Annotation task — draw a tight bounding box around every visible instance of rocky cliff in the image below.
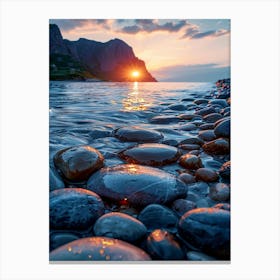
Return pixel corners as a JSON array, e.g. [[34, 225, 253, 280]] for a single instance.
[[49, 24, 157, 82]]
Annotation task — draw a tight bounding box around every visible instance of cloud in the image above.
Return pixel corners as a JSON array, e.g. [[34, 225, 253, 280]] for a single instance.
[[118, 19, 189, 34], [182, 28, 230, 39]]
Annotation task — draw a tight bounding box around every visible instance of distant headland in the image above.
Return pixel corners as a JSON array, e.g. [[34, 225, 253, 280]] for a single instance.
[[49, 24, 157, 82]]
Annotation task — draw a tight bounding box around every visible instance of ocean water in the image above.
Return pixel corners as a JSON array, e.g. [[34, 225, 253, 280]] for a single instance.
[[49, 81, 216, 172]]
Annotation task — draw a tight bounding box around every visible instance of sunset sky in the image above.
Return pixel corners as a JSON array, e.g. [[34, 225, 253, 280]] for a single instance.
[[50, 19, 230, 82]]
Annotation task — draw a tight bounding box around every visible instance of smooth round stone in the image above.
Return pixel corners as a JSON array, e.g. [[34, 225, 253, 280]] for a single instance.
[[49, 168, 65, 191], [113, 126, 163, 142], [209, 99, 228, 108], [172, 199, 196, 217], [220, 107, 230, 115], [214, 119, 230, 138], [202, 138, 230, 155], [50, 233, 79, 251], [195, 168, 219, 182], [203, 113, 223, 123], [214, 116, 230, 127], [149, 115, 180, 124], [219, 161, 231, 178], [187, 251, 216, 261], [179, 123, 197, 131], [145, 230, 185, 260], [188, 182, 209, 196], [93, 212, 147, 243], [213, 203, 231, 211], [181, 97, 194, 102], [194, 99, 208, 105], [50, 188, 104, 230], [178, 173, 196, 184], [138, 204, 178, 233], [118, 143, 180, 166], [189, 150, 200, 155], [178, 208, 230, 259], [199, 123, 215, 130], [162, 139, 179, 146], [179, 114, 201, 120], [224, 112, 230, 117], [198, 130, 216, 141], [210, 183, 230, 202], [49, 237, 151, 261], [196, 106, 216, 116], [179, 154, 203, 170], [54, 145, 104, 182], [179, 137, 204, 146], [168, 104, 187, 111], [87, 164, 186, 207], [179, 144, 201, 151]]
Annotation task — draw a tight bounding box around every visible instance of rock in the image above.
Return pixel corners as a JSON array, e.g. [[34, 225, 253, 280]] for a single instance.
[[209, 99, 228, 108], [196, 106, 216, 116], [213, 203, 231, 211], [149, 115, 180, 124], [203, 113, 223, 123], [87, 164, 186, 207], [220, 107, 230, 115], [49, 237, 151, 261], [179, 144, 201, 151], [179, 137, 204, 146], [209, 183, 230, 202], [168, 104, 187, 111], [179, 154, 203, 170], [214, 119, 230, 138], [198, 130, 216, 141], [178, 173, 196, 184], [179, 123, 197, 131], [195, 168, 219, 182], [145, 230, 185, 260], [162, 139, 179, 146], [199, 123, 215, 130], [178, 208, 230, 259], [49, 167, 65, 191], [172, 199, 196, 217], [89, 129, 111, 140], [219, 161, 231, 178], [194, 99, 208, 105], [179, 114, 201, 120], [214, 116, 230, 127], [196, 199, 209, 208], [54, 145, 104, 182], [118, 143, 180, 166], [50, 233, 79, 251], [50, 188, 104, 230], [189, 150, 200, 155], [113, 126, 163, 142], [93, 212, 147, 243], [138, 204, 178, 233], [188, 182, 209, 196], [202, 138, 230, 155], [187, 251, 216, 261]]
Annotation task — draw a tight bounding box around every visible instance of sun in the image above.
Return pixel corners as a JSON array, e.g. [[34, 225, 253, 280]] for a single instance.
[[131, 71, 140, 78]]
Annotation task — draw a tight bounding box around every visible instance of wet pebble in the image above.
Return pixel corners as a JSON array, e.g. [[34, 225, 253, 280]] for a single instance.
[[113, 126, 163, 142], [49, 237, 151, 261], [196, 106, 216, 116], [178, 208, 230, 259], [50, 188, 104, 230], [179, 123, 197, 131], [188, 182, 209, 196], [138, 204, 178, 233], [195, 168, 219, 182], [178, 173, 196, 184], [219, 161, 231, 178], [179, 154, 203, 170], [172, 199, 196, 217], [203, 113, 223, 123], [209, 183, 230, 202], [199, 123, 215, 130], [145, 229, 185, 260], [118, 143, 180, 166], [198, 130, 216, 141], [179, 114, 201, 120], [149, 115, 180, 124], [213, 203, 231, 211], [209, 99, 228, 108], [168, 104, 187, 111], [214, 119, 230, 138], [50, 232, 79, 251], [179, 144, 201, 151], [202, 138, 230, 155], [87, 164, 186, 207], [54, 145, 104, 182], [93, 212, 147, 243], [194, 99, 208, 105], [179, 137, 204, 146]]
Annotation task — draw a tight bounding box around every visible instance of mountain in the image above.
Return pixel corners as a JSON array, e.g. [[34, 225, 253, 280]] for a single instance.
[[49, 24, 157, 82]]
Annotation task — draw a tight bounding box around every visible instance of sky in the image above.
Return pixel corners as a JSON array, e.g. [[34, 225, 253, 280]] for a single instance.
[[50, 19, 230, 82]]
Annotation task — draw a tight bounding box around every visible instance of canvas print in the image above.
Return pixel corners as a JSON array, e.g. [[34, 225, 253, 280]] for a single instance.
[[49, 19, 230, 261]]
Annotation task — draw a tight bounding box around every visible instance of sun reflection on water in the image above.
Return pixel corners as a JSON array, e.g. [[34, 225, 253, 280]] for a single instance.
[[122, 82, 152, 111]]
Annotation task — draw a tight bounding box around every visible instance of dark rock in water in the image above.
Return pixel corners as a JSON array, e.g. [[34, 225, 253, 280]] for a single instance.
[[49, 167, 65, 191], [114, 126, 163, 142], [196, 106, 216, 116], [50, 233, 79, 251], [179, 137, 204, 146], [50, 188, 104, 230], [54, 145, 104, 182], [138, 204, 178, 233], [213, 203, 231, 211], [89, 129, 111, 140], [179, 113, 201, 120], [87, 164, 186, 207], [179, 123, 197, 131], [178, 173, 196, 184], [209, 183, 230, 202], [195, 168, 218, 182], [214, 116, 230, 127], [203, 113, 223, 123], [118, 143, 180, 166], [168, 104, 187, 111], [189, 150, 200, 155], [149, 115, 180, 124], [179, 144, 201, 151], [49, 236, 151, 261], [178, 208, 230, 259], [202, 138, 230, 155], [214, 119, 230, 138], [93, 212, 147, 243], [199, 123, 215, 130], [181, 97, 194, 102], [220, 107, 230, 115], [198, 130, 216, 141], [172, 199, 196, 217], [187, 251, 216, 261], [179, 154, 203, 170], [209, 99, 228, 108], [194, 99, 208, 105], [162, 139, 179, 146], [224, 111, 230, 117], [219, 161, 231, 178], [145, 229, 185, 260], [188, 182, 209, 196]]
